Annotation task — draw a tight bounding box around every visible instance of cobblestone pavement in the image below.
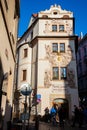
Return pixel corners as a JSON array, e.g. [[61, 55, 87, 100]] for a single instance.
[[23, 120, 87, 130], [38, 121, 87, 130]]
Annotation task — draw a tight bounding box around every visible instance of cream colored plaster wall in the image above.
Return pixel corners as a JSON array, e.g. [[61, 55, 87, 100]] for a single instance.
[[36, 38, 79, 116], [18, 45, 32, 89], [31, 64, 36, 88], [19, 44, 32, 65], [0, 11, 14, 73], [1, 0, 18, 54], [33, 22, 39, 38], [18, 64, 31, 88]]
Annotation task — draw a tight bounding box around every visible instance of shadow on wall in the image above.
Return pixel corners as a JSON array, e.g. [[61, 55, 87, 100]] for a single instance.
[[3, 99, 12, 130]]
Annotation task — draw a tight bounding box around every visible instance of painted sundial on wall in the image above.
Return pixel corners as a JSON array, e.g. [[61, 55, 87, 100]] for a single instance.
[[57, 49, 73, 66], [45, 45, 73, 66]]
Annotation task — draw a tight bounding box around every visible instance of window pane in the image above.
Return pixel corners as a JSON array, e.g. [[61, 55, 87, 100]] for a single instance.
[[60, 43, 65, 52], [52, 43, 58, 52], [24, 48, 28, 58], [52, 25, 57, 32], [31, 31, 33, 39], [59, 25, 64, 32], [23, 70, 27, 81], [53, 67, 58, 79], [4, 0, 8, 10], [61, 67, 67, 79]]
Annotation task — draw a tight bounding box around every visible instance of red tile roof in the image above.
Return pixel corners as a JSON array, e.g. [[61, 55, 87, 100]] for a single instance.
[[32, 13, 38, 18]]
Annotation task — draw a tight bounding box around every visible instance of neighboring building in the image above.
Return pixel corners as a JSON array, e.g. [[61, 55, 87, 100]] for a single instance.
[[17, 5, 79, 119], [77, 34, 87, 104], [0, 0, 20, 129]]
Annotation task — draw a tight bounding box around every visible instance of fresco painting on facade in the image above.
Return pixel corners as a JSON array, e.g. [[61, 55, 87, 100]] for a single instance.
[[45, 43, 73, 66], [17, 4, 79, 121], [44, 71, 51, 88]]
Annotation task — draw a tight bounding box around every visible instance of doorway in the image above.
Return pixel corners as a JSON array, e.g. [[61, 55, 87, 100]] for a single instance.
[[53, 98, 69, 119]]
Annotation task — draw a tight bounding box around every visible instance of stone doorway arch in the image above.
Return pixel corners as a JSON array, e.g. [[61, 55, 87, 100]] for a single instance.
[[53, 98, 69, 119]]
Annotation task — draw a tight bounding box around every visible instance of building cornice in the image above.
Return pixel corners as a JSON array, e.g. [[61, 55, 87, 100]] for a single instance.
[[29, 35, 78, 47], [17, 42, 29, 50]]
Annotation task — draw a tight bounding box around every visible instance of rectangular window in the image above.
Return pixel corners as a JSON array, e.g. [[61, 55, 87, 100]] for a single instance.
[[60, 43, 65, 52], [52, 43, 58, 52], [22, 70, 27, 81], [31, 31, 33, 39], [4, 0, 8, 10], [52, 25, 57, 32], [59, 25, 64, 32], [60, 67, 67, 79], [53, 67, 59, 79], [23, 48, 28, 58]]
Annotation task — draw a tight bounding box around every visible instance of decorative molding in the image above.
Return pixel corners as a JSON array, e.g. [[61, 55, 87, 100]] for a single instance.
[[44, 21, 50, 33], [45, 44, 73, 66], [45, 44, 75, 88], [65, 21, 73, 35], [44, 70, 52, 88], [44, 19, 73, 35]]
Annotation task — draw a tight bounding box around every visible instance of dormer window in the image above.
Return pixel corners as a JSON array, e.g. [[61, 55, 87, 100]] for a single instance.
[[53, 12, 57, 15], [42, 15, 48, 18], [63, 15, 69, 18]]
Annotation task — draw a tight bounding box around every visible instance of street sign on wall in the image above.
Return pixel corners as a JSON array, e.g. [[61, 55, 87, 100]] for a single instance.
[[37, 94, 41, 103]]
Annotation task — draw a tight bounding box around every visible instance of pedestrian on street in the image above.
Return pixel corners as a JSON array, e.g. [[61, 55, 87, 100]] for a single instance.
[[83, 105, 87, 124], [78, 106, 84, 128], [58, 104, 64, 127], [44, 107, 50, 122], [71, 105, 79, 127], [50, 104, 56, 126], [55, 104, 59, 123]]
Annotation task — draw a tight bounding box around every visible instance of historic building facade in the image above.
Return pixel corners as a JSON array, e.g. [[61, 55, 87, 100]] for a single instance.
[[17, 5, 79, 119], [77, 34, 87, 104], [0, 0, 20, 129]]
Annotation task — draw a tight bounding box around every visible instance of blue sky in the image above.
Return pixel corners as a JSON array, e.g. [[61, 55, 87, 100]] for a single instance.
[[18, 0, 87, 37]]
